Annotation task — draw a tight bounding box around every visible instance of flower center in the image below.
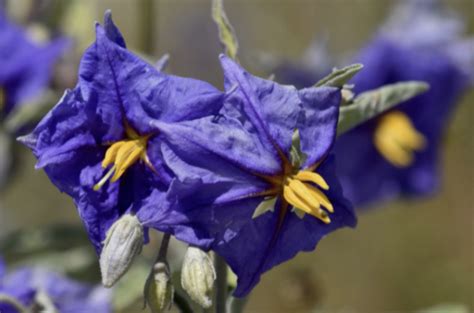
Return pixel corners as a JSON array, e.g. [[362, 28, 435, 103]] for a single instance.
[[374, 111, 427, 168], [282, 170, 334, 224], [94, 125, 151, 191]]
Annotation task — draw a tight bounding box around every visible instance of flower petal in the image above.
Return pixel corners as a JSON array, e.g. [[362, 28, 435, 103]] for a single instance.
[[297, 86, 340, 167], [82, 18, 223, 138], [220, 54, 301, 159]]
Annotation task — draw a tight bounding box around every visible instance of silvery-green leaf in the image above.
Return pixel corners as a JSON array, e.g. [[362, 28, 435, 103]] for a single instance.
[[212, 0, 239, 60], [315, 63, 363, 88], [337, 81, 430, 135]]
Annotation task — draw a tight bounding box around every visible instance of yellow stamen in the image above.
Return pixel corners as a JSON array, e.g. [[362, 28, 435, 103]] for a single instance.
[[282, 173, 333, 224], [305, 184, 334, 213], [288, 179, 321, 210], [294, 170, 329, 190], [110, 140, 144, 182], [94, 126, 150, 191], [374, 111, 427, 168]]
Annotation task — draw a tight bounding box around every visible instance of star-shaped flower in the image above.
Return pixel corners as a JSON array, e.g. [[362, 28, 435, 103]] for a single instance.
[[157, 55, 356, 296], [20, 12, 224, 253]]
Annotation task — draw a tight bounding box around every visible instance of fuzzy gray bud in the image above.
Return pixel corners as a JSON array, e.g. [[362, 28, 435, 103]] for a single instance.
[[100, 214, 144, 288], [145, 261, 174, 313], [181, 247, 216, 309]]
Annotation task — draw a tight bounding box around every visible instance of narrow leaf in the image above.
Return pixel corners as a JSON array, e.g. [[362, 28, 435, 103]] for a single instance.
[[337, 81, 430, 135], [315, 63, 363, 88], [212, 0, 239, 60]]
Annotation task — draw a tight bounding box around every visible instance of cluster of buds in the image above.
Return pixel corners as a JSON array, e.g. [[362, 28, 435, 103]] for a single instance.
[[100, 216, 216, 312]]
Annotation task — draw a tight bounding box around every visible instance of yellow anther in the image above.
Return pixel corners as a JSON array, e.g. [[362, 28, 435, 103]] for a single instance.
[[110, 140, 145, 182], [287, 179, 321, 209], [283, 184, 318, 218], [102, 141, 126, 168], [374, 111, 427, 168], [282, 174, 333, 224], [294, 170, 329, 190], [94, 126, 150, 191], [305, 184, 333, 213]]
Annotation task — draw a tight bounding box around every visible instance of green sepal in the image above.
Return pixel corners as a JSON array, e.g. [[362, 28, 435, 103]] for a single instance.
[[337, 81, 430, 135], [252, 197, 277, 219], [315, 63, 363, 88], [212, 0, 239, 60], [290, 129, 307, 169]]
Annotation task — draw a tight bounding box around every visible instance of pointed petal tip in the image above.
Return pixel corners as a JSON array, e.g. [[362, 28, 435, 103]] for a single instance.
[[17, 133, 37, 149], [104, 9, 113, 22]]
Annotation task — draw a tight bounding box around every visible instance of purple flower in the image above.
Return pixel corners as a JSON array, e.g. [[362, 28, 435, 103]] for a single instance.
[[157, 55, 356, 297], [334, 0, 473, 207], [0, 9, 68, 120], [20, 12, 224, 253], [0, 259, 111, 313]]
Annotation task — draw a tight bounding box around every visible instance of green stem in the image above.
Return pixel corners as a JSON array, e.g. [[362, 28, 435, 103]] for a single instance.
[[157, 233, 171, 261], [214, 253, 228, 313]]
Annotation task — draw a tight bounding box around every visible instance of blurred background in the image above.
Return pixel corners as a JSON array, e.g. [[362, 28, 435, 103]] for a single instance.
[[0, 0, 472, 312]]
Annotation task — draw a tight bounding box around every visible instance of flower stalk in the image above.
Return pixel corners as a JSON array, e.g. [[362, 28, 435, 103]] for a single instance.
[[214, 254, 228, 313]]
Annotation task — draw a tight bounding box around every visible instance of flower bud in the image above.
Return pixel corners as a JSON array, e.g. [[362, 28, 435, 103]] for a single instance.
[[181, 247, 216, 309], [145, 261, 174, 313], [100, 214, 144, 288]]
